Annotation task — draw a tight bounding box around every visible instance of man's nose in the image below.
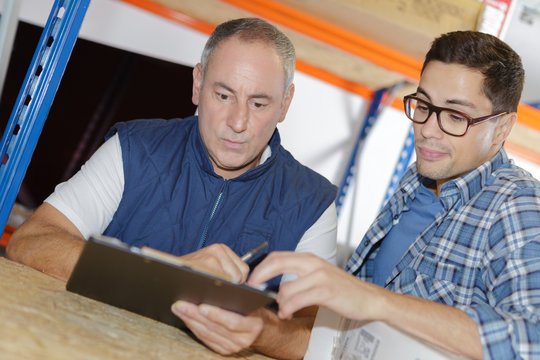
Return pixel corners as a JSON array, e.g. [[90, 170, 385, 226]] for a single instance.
[[228, 103, 249, 133], [420, 112, 444, 138]]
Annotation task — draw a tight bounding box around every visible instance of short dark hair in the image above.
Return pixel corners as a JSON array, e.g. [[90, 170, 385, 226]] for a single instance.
[[422, 31, 524, 112], [200, 18, 295, 91]]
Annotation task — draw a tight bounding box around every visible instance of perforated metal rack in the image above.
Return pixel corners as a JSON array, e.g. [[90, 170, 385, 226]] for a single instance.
[[0, 0, 90, 231]]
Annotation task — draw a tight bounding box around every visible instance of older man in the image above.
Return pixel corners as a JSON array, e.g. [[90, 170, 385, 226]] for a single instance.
[[7, 18, 337, 358]]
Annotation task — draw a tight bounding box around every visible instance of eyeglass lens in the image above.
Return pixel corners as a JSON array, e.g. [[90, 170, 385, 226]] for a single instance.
[[406, 97, 469, 136]]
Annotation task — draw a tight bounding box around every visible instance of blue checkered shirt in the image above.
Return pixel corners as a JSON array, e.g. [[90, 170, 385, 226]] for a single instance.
[[346, 148, 540, 359]]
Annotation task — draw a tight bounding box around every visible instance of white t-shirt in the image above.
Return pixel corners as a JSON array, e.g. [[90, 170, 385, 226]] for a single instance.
[[46, 134, 338, 269]]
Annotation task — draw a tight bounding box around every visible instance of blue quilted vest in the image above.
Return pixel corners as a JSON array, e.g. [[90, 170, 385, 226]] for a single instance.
[[103, 116, 337, 288]]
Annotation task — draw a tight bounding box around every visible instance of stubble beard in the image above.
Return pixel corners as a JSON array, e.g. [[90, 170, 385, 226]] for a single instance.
[[415, 157, 454, 182]]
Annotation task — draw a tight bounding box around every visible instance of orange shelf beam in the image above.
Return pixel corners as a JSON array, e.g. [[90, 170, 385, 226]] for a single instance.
[[296, 60, 374, 100], [118, 0, 540, 135], [505, 141, 540, 166], [219, 0, 422, 82], [517, 103, 540, 131], [119, 0, 216, 35], [0, 225, 14, 247], [118, 0, 378, 99]]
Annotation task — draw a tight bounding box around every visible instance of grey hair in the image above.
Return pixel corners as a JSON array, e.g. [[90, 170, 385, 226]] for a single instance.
[[200, 18, 296, 92]]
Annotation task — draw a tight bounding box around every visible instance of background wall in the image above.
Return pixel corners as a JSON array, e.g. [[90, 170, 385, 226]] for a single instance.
[[504, 0, 540, 105], [5, 0, 540, 264]]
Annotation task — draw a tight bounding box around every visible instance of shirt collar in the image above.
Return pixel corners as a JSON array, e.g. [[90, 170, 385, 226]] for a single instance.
[[259, 144, 272, 165], [439, 148, 510, 205], [392, 148, 511, 213], [193, 117, 281, 180]]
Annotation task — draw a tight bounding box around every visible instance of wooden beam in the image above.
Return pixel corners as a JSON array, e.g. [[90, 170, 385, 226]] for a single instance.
[[119, 0, 540, 163]]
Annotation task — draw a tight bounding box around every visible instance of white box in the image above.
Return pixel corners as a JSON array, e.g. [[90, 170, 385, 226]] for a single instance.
[[305, 308, 468, 360]]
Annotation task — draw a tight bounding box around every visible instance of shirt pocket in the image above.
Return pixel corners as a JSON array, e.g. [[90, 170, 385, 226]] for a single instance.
[[397, 254, 461, 305], [238, 222, 273, 262]]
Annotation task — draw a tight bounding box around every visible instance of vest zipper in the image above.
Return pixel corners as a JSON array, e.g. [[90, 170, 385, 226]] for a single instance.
[[197, 181, 228, 249]]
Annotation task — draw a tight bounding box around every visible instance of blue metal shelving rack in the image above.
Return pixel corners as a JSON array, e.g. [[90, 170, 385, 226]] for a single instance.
[[0, 0, 90, 231], [335, 86, 415, 216], [335, 88, 388, 217]]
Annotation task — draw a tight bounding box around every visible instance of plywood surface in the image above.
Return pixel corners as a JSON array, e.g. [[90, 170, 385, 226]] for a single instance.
[[0, 258, 271, 360]]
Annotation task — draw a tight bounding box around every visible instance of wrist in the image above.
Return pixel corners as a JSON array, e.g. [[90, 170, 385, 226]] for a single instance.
[[252, 307, 313, 360], [367, 283, 396, 323]]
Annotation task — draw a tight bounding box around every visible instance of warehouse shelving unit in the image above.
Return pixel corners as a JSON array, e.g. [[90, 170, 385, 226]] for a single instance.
[[0, 0, 90, 232]]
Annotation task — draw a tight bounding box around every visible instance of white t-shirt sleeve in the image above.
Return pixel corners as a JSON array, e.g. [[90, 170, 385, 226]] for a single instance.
[[45, 134, 124, 239], [297, 204, 340, 360], [280, 202, 337, 283], [293, 202, 337, 264], [281, 203, 339, 358]]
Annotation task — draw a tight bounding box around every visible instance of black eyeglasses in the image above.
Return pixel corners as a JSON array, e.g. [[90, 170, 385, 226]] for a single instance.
[[403, 94, 508, 137]]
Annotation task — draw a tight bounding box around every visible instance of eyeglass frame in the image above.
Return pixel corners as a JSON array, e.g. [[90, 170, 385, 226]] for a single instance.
[[403, 94, 508, 137]]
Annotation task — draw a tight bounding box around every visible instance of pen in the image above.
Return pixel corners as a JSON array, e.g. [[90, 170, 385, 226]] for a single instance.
[[240, 241, 268, 262]]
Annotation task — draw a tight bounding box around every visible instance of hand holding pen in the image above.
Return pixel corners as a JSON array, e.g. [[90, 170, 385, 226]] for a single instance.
[[241, 241, 268, 263]]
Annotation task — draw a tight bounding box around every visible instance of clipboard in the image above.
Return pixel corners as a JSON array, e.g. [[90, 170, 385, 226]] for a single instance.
[[66, 234, 277, 328]]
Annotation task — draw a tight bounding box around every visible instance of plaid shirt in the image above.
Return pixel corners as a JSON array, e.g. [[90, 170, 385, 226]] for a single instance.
[[346, 148, 540, 359]]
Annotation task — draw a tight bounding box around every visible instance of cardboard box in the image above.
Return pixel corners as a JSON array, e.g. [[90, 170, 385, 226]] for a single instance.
[[305, 308, 468, 360]]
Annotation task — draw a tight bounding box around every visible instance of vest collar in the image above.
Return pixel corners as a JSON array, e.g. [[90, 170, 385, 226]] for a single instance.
[[191, 117, 281, 181]]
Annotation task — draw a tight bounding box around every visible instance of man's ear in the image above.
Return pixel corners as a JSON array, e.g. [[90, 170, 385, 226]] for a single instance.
[[192, 63, 203, 106], [277, 83, 295, 124], [493, 112, 517, 145]]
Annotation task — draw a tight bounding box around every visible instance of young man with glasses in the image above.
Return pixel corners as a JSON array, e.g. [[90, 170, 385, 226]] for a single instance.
[[247, 31, 540, 359]]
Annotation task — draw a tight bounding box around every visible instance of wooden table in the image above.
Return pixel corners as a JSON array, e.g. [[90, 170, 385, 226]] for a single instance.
[[0, 258, 273, 359]]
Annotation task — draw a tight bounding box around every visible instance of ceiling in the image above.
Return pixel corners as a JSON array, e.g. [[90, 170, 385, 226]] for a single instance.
[[123, 0, 540, 160]]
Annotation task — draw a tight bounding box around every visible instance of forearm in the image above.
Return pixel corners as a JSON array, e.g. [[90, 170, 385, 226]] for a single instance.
[[380, 291, 483, 359], [249, 253, 484, 359], [252, 307, 316, 359], [6, 204, 85, 281]]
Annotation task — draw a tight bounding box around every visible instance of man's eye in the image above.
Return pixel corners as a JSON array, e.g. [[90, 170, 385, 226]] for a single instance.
[[217, 92, 230, 101], [417, 105, 429, 112], [449, 114, 467, 122], [249, 100, 267, 109]]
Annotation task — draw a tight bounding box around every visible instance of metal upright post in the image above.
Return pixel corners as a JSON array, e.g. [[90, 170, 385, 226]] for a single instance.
[[0, 0, 90, 231], [335, 88, 388, 216], [380, 124, 415, 210]]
